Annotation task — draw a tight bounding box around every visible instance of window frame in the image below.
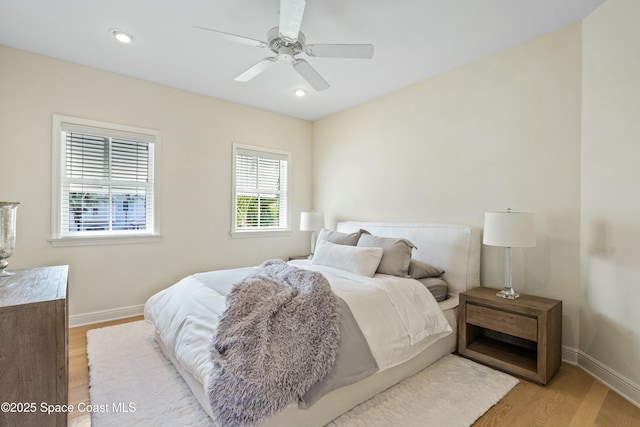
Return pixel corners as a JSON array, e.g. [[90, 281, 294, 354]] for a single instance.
[[231, 142, 292, 238], [50, 114, 162, 247]]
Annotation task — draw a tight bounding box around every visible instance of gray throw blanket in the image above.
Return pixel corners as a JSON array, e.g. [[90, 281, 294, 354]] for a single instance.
[[208, 260, 341, 427]]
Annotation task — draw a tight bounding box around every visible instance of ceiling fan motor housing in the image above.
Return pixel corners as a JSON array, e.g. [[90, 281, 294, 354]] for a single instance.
[[268, 26, 305, 59]]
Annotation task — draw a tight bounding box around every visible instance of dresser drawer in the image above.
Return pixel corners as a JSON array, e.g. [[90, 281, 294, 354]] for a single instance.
[[466, 303, 537, 342]]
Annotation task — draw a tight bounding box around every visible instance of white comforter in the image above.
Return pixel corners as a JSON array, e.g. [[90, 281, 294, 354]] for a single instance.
[[144, 260, 452, 398]]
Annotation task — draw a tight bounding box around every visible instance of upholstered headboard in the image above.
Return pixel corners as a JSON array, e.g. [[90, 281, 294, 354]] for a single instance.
[[336, 222, 481, 296]]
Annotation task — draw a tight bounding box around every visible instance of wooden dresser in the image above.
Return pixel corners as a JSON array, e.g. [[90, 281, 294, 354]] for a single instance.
[[0, 265, 69, 427]]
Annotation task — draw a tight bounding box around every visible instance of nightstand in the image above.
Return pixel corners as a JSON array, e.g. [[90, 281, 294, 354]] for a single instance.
[[288, 255, 310, 261], [458, 287, 562, 384]]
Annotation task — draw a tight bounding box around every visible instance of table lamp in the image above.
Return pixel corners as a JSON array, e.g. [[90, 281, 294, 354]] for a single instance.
[[483, 209, 536, 299], [300, 211, 324, 256]]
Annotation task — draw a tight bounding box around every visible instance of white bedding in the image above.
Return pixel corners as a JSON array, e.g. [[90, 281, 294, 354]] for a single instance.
[[144, 260, 453, 420], [287, 260, 452, 369]]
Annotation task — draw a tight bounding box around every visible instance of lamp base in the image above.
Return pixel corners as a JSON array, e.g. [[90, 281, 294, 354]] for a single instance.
[[496, 287, 519, 300], [0, 259, 14, 277]]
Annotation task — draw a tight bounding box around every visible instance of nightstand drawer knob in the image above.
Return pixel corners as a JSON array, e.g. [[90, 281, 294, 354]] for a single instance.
[[466, 304, 537, 342]]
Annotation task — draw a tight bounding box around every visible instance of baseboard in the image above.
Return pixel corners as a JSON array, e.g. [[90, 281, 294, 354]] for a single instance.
[[561, 345, 579, 364], [563, 346, 640, 409], [69, 304, 145, 327]]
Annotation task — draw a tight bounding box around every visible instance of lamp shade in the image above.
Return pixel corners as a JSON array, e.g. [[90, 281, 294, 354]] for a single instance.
[[483, 211, 536, 248], [300, 211, 324, 231]]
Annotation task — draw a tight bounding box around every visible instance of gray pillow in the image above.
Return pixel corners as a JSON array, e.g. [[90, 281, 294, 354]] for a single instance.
[[356, 233, 416, 277], [417, 277, 448, 302], [316, 228, 368, 246], [408, 259, 444, 279]]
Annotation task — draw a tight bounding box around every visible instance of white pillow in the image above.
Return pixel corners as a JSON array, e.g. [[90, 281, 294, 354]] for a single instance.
[[312, 240, 383, 277]]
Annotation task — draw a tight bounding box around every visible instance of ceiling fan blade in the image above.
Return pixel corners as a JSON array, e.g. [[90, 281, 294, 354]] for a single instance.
[[305, 44, 374, 59], [234, 57, 278, 82], [292, 58, 329, 91], [279, 0, 306, 43], [193, 26, 268, 48]]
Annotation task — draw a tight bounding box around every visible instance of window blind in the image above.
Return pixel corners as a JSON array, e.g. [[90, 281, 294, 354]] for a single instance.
[[60, 126, 155, 236], [234, 146, 288, 231]]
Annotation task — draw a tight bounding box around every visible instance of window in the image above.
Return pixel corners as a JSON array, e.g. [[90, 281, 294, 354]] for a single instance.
[[232, 143, 290, 236], [51, 115, 161, 246]]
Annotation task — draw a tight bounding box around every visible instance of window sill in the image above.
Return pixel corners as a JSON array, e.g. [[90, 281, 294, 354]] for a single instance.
[[230, 229, 292, 239], [49, 234, 163, 247]]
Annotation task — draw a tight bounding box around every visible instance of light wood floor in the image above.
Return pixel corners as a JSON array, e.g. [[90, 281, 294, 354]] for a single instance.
[[69, 316, 640, 426]]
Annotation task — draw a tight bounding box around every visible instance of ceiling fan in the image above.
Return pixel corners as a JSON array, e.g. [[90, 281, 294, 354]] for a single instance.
[[194, 0, 374, 91]]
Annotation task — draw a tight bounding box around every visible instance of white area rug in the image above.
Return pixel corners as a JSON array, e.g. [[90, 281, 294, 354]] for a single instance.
[[87, 321, 518, 427]]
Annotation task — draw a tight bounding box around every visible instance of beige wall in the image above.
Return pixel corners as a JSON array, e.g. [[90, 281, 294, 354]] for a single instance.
[[0, 45, 313, 317], [313, 24, 583, 349], [581, 0, 640, 392]]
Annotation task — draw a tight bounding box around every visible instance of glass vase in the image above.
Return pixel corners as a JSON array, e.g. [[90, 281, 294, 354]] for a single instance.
[[0, 202, 20, 277]]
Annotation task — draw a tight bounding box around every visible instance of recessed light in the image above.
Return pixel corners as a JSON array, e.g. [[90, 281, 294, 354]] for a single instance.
[[110, 29, 133, 44], [295, 89, 306, 97]]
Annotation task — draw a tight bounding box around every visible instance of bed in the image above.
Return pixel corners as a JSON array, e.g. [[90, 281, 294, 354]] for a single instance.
[[144, 221, 481, 426]]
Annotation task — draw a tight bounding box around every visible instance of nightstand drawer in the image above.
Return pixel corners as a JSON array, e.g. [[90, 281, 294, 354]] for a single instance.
[[466, 304, 537, 342]]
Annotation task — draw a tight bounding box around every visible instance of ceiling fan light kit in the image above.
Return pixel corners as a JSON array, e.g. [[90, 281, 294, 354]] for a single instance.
[[195, 0, 373, 92]]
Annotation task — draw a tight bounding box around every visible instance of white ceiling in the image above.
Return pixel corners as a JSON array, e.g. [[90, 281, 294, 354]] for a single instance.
[[0, 0, 604, 121]]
